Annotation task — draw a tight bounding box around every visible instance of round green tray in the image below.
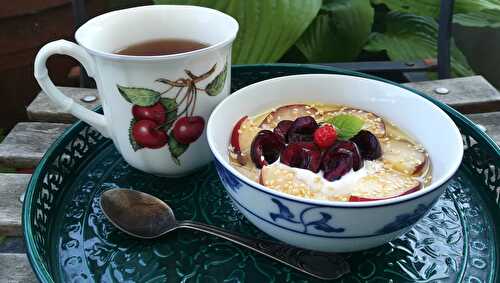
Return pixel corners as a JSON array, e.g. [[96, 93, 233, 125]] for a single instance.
[[23, 65, 500, 282]]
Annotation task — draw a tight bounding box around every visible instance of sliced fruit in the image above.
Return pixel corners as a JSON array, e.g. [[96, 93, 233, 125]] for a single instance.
[[280, 142, 322, 173], [230, 116, 261, 165], [250, 130, 285, 168], [349, 170, 422, 201], [230, 116, 248, 153], [260, 165, 315, 199], [260, 104, 320, 129], [381, 139, 428, 176], [230, 160, 261, 182], [287, 116, 319, 143], [323, 108, 386, 137], [350, 130, 382, 160]]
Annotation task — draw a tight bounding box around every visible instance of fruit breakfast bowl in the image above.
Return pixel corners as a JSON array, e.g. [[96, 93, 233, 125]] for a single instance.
[[207, 74, 464, 252]]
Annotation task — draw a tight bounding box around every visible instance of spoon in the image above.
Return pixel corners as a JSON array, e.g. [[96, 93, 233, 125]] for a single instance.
[[100, 188, 349, 280]]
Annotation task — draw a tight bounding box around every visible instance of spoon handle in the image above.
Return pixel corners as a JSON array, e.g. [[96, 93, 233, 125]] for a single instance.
[[176, 220, 349, 280]]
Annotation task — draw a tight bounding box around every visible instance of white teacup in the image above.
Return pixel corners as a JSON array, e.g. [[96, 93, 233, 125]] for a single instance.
[[34, 5, 238, 176]]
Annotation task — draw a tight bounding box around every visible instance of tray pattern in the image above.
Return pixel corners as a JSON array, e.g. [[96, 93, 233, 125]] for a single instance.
[[24, 65, 500, 282]]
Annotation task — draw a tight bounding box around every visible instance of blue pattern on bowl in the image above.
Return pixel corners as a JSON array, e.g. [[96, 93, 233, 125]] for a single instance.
[[269, 198, 345, 233], [214, 159, 242, 192]]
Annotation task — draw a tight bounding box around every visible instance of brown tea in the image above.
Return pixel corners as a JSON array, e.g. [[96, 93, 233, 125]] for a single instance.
[[114, 38, 208, 56]]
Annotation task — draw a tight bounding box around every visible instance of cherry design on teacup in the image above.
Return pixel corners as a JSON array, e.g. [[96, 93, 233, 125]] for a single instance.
[[117, 61, 228, 165]]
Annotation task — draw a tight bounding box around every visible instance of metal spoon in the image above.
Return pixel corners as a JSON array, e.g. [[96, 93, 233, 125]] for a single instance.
[[100, 188, 349, 280]]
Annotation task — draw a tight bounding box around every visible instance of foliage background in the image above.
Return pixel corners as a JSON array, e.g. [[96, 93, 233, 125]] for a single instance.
[[154, 0, 500, 78]]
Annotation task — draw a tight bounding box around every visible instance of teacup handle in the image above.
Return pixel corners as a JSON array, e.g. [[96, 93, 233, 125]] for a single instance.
[[34, 40, 110, 137]]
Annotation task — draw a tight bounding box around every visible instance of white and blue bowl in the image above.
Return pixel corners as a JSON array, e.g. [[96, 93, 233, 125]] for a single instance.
[[206, 74, 463, 252]]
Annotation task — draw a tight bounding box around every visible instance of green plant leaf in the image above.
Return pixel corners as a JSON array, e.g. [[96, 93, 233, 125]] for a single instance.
[[153, 0, 322, 64], [206, 62, 228, 96], [129, 118, 143, 152], [325, 114, 364, 140], [168, 133, 188, 166], [454, 9, 500, 28], [364, 12, 474, 77], [372, 0, 500, 18], [295, 0, 374, 62], [159, 97, 178, 130], [117, 85, 161, 107]]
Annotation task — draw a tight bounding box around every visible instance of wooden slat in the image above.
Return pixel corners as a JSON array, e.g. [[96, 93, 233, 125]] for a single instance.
[[0, 122, 68, 168], [0, 174, 30, 236], [0, 253, 37, 283], [26, 76, 500, 124], [27, 87, 100, 123], [404, 76, 500, 114], [467, 111, 500, 145]]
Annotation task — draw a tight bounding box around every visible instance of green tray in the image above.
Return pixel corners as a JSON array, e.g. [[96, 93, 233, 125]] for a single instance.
[[23, 65, 500, 282]]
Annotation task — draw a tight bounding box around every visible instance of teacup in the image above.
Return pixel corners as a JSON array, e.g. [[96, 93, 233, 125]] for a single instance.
[[34, 5, 238, 176]]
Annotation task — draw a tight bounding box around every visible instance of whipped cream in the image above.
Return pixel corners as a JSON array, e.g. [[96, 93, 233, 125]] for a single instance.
[[268, 160, 383, 198]]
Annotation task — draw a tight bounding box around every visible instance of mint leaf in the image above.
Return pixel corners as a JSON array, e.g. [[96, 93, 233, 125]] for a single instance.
[[325, 114, 364, 140]]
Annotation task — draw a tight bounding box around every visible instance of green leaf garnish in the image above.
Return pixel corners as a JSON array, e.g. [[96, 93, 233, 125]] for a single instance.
[[117, 85, 161, 106], [325, 114, 364, 140], [168, 133, 188, 166]]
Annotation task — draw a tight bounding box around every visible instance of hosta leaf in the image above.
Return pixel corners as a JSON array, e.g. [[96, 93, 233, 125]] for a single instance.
[[153, 0, 322, 64], [454, 9, 500, 28], [159, 97, 177, 130], [372, 0, 500, 18], [168, 133, 188, 165], [117, 85, 161, 107], [295, 0, 374, 62], [129, 118, 143, 151], [206, 63, 228, 96], [364, 12, 474, 77]]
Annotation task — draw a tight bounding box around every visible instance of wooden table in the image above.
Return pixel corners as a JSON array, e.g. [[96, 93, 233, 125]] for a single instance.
[[1, 75, 499, 282]]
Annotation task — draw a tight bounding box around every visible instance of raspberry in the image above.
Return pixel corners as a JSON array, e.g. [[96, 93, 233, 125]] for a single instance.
[[313, 124, 337, 149]]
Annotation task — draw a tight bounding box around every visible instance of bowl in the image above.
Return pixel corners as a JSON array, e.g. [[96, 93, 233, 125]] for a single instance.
[[206, 74, 463, 252]]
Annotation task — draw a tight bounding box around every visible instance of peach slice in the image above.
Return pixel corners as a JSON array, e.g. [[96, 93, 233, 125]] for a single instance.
[[260, 104, 320, 129], [230, 116, 261, 165], [260, 165, 316, 199], [349, 170, 422, 201], [323, 108, 386, 137], [381, 139, 429, 176]]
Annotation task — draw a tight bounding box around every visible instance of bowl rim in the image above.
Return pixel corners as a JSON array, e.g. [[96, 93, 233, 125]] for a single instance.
[[207, 73, 464, 208]]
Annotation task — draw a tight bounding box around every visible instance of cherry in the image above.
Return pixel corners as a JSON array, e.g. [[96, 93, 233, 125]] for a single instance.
[[280, 142, 322, 173], [287, 116, 319, 143], [250, 130, 285, 168], [322, 148, 353, 181], [132, 102, 167, 125], [132, 120, 168, 149], [331, 140, 363, 171], [273, 120, 293, 143], [350, 130, 382, 160], [173, 116, 205, 144]]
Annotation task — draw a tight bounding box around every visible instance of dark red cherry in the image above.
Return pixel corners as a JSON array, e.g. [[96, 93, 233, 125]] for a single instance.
[[322, 148, 353, 181], [131, 120, 168, 149], [350, 130, 382, 160], [273, 120, 293, 143], [280, 142, 321, 173], [132, 102, 166, 125], [250, 130, 285, 168], [287, 116, 319, 143], [331, 140, 363, 171], [173, 116, 205, 144]]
